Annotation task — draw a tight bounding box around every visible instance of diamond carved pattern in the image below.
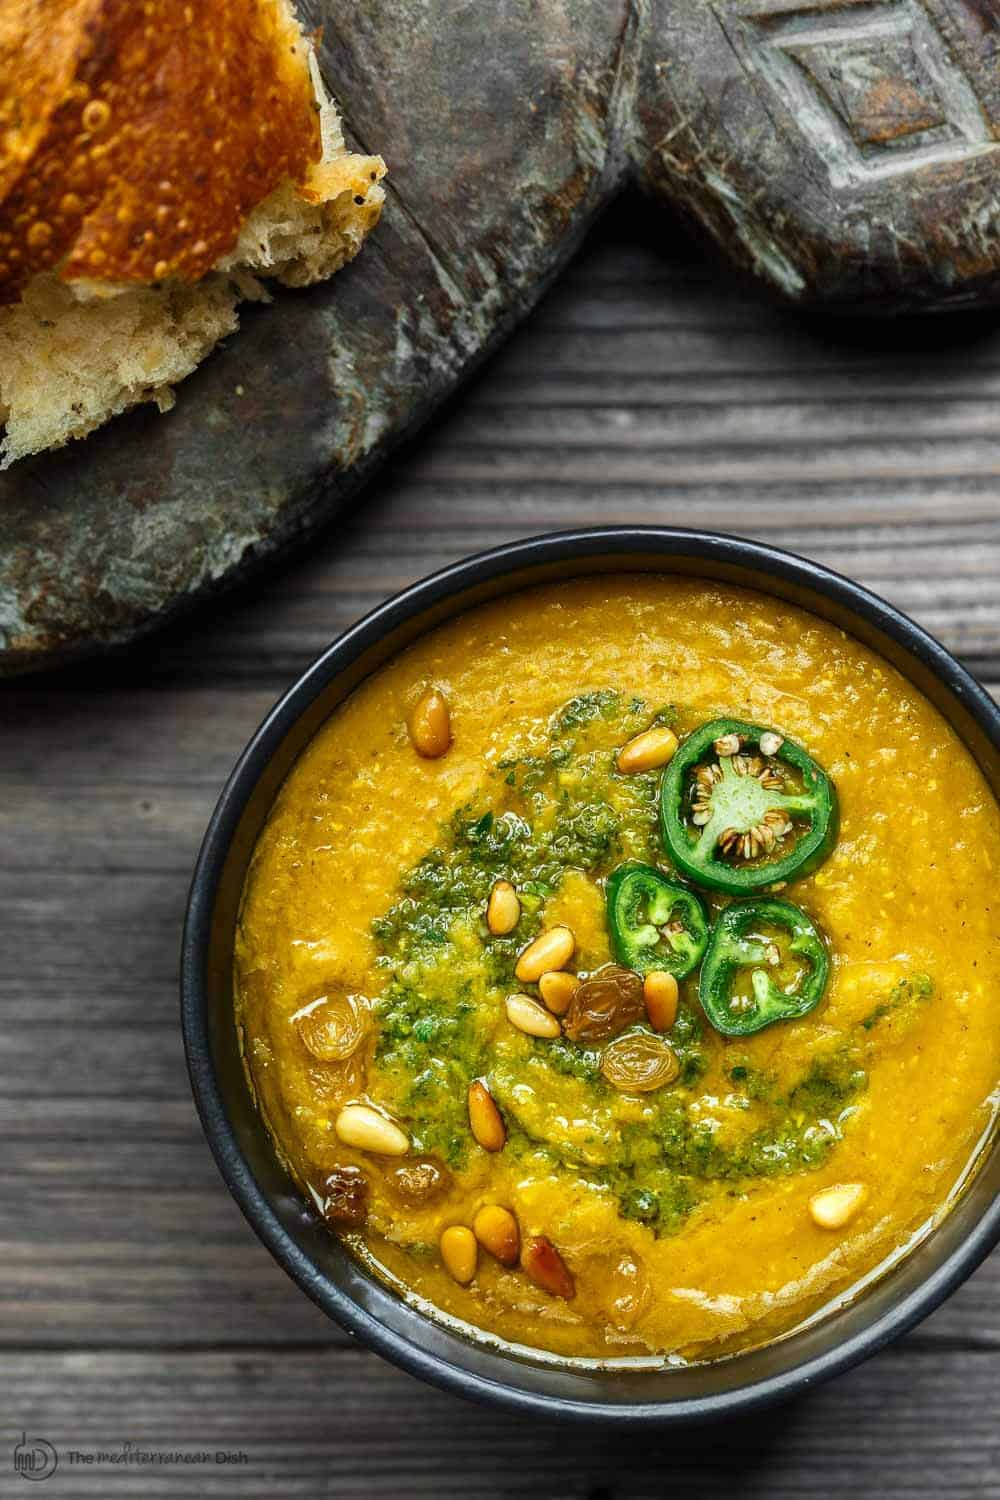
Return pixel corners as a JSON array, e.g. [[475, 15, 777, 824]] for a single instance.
[[732, 0, 997, 187]]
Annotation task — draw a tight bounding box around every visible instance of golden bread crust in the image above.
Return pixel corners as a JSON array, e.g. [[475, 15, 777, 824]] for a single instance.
[[0, 0, 323, 304]]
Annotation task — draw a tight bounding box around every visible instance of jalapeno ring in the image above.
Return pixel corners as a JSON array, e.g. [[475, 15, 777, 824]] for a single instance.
[[660, 718, 838, 894], [699, 896, 829, 1036], [605, 862, 709, 979]]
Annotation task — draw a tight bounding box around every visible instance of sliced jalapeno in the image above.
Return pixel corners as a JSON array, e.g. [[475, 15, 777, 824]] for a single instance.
[[699, 897, 829, 1037], [660, 718, 838, 894], [605, 862, 709, 979]]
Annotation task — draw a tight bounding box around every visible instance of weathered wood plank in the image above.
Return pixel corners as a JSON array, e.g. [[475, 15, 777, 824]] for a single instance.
[[0, 1143, 341, 1347], [1, 213, 998, 1491], [4, 526, 997, 689], [4, 1345, 998, 1498]]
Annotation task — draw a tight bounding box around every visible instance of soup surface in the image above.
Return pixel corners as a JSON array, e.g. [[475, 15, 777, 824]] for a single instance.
[[234, 577, 1000, 1361]]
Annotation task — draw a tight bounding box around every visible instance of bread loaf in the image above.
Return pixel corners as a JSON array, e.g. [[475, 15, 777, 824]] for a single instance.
[[0, 0, 385, 466]]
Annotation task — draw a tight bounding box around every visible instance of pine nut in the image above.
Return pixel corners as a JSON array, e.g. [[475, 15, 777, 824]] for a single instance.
[[616, 726, 679, 774], [440, 1225, 477, 1284], [538, 970, 580, 1016], [505, 992, 561, 1039], [334, 1104, 409, 1156], [643, 970, 679, 1031], [521, 1235, 575, 1300], [486, 880, 520, 936], [407, 688, 451, 759], [468, 1079, 506, 1152], [473, 1205, 520, 1266], [808, 1183, 867, 1230], [515, 926, 575, 983]]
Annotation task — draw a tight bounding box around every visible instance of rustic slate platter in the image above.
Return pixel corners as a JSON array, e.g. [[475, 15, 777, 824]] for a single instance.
[[2, 0, 998, 674]]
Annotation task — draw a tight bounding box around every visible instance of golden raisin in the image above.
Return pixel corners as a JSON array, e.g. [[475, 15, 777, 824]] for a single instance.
[[600, 1032, 679, 1093], [293, 992, 369, 1063], [386, 1157, 453, 1207]]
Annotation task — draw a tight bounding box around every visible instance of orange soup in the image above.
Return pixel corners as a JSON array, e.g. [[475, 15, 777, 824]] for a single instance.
[[234, 577, 999, 1360]]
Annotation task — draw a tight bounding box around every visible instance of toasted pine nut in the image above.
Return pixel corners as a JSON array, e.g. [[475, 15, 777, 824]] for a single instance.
[[468, 1079, 506, 1152], [538, 970, 580, 1016], [334, 1104, 409, 1156], [643, 970, 679, 1031], [473, 1205, 520, 1266], [759, 731, 784, 757], [809, 1183, 867, 1230], [515, 926, 575, 983], [616, 726, 679, 774], [505, 993, 561, 1039], [408, 688, 451, 759], [521, 1235, 575, 1300], [486, 880, 520, 936], [440, 1225, 478, 1284]]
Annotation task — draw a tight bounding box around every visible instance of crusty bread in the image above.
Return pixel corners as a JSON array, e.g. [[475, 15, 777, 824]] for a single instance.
[[0, 2, 384, 467]]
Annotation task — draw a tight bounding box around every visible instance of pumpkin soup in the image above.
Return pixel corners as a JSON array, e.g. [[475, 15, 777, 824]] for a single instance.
[[234, 577, 999, 1361]]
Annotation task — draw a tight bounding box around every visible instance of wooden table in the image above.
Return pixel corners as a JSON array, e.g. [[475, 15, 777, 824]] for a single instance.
[[3, 200, 998, 1498]]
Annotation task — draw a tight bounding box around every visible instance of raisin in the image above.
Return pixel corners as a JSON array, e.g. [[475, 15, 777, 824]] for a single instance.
[[563, 964, 644, 1043], [294, 991, 369, 1062], [601, 1032, 679, 1093], [386, 1156, 453, 1207], [319, 1166, 369, 1227]]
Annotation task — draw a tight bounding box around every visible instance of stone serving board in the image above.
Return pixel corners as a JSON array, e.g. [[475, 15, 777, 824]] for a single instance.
[[2, 0, 998, 673]]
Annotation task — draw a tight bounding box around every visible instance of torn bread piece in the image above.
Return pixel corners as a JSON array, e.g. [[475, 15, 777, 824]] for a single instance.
[[0, 0, 385, 467]]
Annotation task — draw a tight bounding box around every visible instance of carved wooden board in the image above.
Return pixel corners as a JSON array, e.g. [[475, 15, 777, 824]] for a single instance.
[[1, 0, 997, 673]]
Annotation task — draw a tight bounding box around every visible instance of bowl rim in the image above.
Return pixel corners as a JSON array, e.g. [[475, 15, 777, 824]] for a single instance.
[[181, 524, 1000, 1424]]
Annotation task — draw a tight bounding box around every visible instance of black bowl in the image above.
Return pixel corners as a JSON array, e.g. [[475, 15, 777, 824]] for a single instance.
[[181, 527, 1000, 1423]]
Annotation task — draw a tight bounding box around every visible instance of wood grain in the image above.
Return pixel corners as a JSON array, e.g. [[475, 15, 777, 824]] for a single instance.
[[5, 1347, 999, 1499], [0, 208, 997, 1492]]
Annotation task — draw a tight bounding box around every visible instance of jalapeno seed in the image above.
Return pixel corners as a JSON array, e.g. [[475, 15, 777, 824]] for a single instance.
[[515, 926, 575, 983], [408, 688, 452, 758], [809, 1183, 867, 1230], [440, 1225, 478, 1283], [486, 879, 520, 935], [616, 726, 678, 774], [714, 732, 742, 756]]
